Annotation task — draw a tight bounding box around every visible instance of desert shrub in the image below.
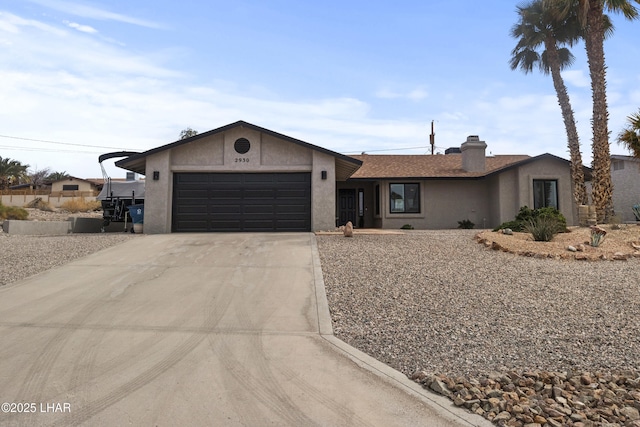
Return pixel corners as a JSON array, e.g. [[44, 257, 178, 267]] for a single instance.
[[535, 207, 568, 231], [400, 224, 414, 230], [60, 198, 102, 213], [24, 198, 54, 211], [608, 214, 622, 230], [0, 202, 29, 220], [524, 217, 561, 242], [457, 219, 475, 229], [494, 206, 567, 232]]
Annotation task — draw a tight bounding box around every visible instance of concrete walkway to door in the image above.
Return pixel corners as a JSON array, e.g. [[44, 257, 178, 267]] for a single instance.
[[0, 233, 489, 427]]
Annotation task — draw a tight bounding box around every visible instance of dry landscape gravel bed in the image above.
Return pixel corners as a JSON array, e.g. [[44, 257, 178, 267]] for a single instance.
[[3, 211, 640, 425], [0, 233, 135, 286], [317, 230, 640, 426], [0, 208, 134, 286]]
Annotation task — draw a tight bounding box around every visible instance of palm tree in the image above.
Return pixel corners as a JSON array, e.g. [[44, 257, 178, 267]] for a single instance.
[[547, 0, 640, 222], [617, 109, 640, 158], [46, 171, 71, 182], [0, 156, 30, 189], [510, 0, 588, 207]]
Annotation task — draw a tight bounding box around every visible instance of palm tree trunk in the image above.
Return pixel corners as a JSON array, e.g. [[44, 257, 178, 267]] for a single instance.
[[586, 0, 615, 222], [545, 40, 588, 207]]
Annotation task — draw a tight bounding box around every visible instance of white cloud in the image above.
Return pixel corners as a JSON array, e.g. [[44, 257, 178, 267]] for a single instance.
[[25, 0, 163, 29], [0, 11, 66, 35], [3, 7, 631, 179], [562, 69, 590, 88], [66, 21, 97, 33], [375, 85, 428, 101]]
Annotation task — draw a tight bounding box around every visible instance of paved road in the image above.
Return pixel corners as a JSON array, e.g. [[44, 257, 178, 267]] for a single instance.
[[0, 233, 487, 426]]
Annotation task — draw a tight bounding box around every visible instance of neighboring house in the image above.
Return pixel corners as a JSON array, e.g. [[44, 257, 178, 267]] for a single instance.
[[50, 177, 98, 196], [611, 155, 640, 222], [113, 121, 582, 233], [86, 175, 144, 193]]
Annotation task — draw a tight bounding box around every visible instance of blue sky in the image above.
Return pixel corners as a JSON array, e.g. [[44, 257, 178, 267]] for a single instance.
[[1, 0, 639, 179]]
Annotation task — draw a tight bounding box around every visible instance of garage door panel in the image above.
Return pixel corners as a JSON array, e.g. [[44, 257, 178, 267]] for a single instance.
[[243, 174, 275, 184], [243, 189, 276, 199], [211, 174, 243, 184], [177, 189, 209, 198], [173, 173, 310, 232], [176, 206, 208, 214], [210, 205, 242, 214], [209, 189, 242, 199], [276, 189, 307, 198]]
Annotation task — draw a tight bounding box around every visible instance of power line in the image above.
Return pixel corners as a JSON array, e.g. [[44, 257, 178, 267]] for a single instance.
[[0, 134, 141, 151], [345, 145, 431, 154], [0, 145, 105, 154]]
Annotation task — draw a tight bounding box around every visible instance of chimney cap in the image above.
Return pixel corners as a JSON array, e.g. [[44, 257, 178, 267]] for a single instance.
[[467, 135, 480, 141]]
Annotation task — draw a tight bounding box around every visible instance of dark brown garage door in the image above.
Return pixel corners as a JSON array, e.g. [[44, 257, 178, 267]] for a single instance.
[[172, 173, 311, 232]]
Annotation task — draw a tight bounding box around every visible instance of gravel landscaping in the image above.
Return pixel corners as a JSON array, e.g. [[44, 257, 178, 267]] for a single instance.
[[317, 230, 640, 426], [2, 222, 639, 425], [0, 232, 135, 287]]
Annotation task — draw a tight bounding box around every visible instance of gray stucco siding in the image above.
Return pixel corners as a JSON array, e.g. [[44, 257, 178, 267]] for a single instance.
[[140, 128, 336, 233], [612, 159, 640, 222]]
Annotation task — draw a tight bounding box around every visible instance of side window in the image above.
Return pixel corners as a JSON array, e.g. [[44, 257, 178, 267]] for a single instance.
[[533, 179, 558, 209]]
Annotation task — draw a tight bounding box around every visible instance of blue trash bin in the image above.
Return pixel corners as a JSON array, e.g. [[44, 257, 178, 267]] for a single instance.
[[127, 204, 144, 233]]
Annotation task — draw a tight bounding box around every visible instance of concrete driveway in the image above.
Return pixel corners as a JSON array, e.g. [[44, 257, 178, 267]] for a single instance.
[[0, 233, 487, 426]]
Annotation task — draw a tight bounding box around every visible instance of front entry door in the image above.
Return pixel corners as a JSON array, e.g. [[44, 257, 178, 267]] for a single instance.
[[338, 189, 357, 227]]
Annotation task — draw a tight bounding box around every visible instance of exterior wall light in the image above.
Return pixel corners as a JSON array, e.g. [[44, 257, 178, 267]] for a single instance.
[[153, 171, 160, 181], [321, 170, 327, 180]]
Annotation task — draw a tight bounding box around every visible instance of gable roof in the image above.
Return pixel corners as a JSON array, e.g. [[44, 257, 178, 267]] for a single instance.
[[612, 154, 640, 163], [48, 176, 97, 186], [115, 120, 362, 180], [349, 153, 589, 180]]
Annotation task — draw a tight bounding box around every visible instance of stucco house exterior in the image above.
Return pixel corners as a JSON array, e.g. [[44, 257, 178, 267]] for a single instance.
[[114, 121, 581, 233], [50, 177, 98, 196], [611, 154, 640, 222]]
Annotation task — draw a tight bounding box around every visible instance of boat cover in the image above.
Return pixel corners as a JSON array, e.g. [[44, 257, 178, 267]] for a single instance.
[[97, 181, 145, 200]]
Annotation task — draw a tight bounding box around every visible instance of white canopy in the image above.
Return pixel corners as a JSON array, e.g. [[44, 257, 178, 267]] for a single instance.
[[97, 181, 145, 200]]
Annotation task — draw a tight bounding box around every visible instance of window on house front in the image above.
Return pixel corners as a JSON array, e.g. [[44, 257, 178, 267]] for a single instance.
[[62, 184, 79, 191], [533, 180, 558, 210], [613, 160, 624, 171], [389, 183, 420, 213]]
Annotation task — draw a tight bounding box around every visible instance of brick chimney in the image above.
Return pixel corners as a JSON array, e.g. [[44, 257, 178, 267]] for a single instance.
[[461, 135, 487, 172]]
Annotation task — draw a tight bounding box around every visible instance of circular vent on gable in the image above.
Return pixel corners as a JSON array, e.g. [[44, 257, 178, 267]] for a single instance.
[[234, 138, 251, 154]]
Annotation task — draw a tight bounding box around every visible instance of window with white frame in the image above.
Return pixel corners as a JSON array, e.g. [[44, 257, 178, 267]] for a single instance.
[[389, 183, 420, 213]]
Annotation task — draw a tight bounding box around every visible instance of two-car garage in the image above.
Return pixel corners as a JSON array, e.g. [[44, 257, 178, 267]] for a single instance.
[[172, 172, 311, 232], [113, 121, 362, 233]]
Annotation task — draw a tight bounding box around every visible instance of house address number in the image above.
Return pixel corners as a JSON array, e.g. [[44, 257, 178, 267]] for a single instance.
[[235, 158, 249, 163]]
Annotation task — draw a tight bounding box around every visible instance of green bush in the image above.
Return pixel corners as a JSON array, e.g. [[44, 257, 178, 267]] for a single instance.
[[0, 201, 29, 220], [494, 206, 567, 232], [457, 219, 475, 229], [524, 217, 560, 242], [400, 224, 414, 230]]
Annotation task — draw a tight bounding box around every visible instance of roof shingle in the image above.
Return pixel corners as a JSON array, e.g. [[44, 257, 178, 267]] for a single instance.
[[349, 154, 531, 179]]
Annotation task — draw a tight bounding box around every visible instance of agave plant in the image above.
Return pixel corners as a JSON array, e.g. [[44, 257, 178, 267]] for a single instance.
[[590, 225, 607, 247]]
